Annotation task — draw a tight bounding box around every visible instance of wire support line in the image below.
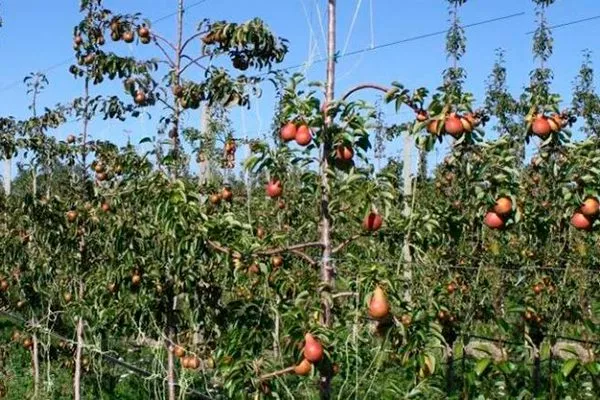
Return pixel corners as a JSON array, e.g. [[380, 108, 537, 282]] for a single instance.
[[266, 11, 526, 76], [526, 14, 600, 35], [152, 0, 210, 24]]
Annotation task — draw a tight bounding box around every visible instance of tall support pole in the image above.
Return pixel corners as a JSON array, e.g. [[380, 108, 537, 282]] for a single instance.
[[320, 0, 336, 327], [74, 74, 90, 400], [318, 1, 337, 398], [401, 132, 413, 304], [166, 2, 185, 399]]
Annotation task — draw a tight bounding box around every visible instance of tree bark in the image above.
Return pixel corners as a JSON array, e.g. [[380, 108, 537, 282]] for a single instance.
[[73, 317, 84, 400], [170, 0, 185, 178], [32, 332, 40, 398], [166, 327, 176, 400], [73, 56, 90, 400], [3, 157, 11, 195], [30, 90, 40, 398], [81, 77, 90, 179], [32, 167, 37, 197], [165, 2, 185, 398], [199, 104, 210, 186], [417, 147, 427, 181]]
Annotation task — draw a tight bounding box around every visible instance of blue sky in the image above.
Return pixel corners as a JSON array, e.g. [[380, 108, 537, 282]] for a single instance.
[[1, 0, 600, 171]]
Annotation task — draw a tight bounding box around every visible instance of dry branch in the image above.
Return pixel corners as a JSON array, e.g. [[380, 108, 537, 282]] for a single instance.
[[256, 241, 324, 256], [259, 366, 295, 380], [332, 234, 364, 254]]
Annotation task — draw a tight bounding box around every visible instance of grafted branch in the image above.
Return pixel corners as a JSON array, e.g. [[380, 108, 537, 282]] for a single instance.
[[256, 241, 324, 256], [181, 31, 208, 52], [340, 83, 390, 101], [155, 95, 177, 112], [290, 249, 317, 266], [180, 54, 209, 75], [152, 32, 177, 52], [332, 234, 365, 254], [259, 366, 295, 381], [206, 240, 231, 254], [332, 291, 358, 299], [206, 240, 322, 266], [153, 38, 176, 68]]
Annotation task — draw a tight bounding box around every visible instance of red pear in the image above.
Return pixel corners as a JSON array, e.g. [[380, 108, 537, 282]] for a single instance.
[[265, 179, 283, 198], [581, 197, 599, 218], [294, 359, 312, 376], [444, 114, 464, 137], [483, 212, 505, 230], [571, 212, 592, 231], [368, 286, 390, 319], [303, 333, 323, 364], [280, 123, 297, 142], [295, 125, 312, 146], [335, 146, 354, 161], [427, 120, 440, 135], [532, 116, 551, 138], [363, 212, 383, 232], [493, 197, 513, 217]]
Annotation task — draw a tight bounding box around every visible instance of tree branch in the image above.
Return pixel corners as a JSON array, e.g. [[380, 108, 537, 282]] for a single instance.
[[153, 38, 176, 69], [260, 366, 295, 381], [340, 83, 390, 101], [332, 291, 358, 299], [257, 242, 324, 256], [156, 60, 174, 66], [155, 96, 177, 112], [290, 249, 317, 266], [180, 54, 209, 75], [206, 240, 232, 254], [332, 234, 364, 254], [181, 31, 208, 53], [152, 32, 177, 52], [207, 240, 321, 265]]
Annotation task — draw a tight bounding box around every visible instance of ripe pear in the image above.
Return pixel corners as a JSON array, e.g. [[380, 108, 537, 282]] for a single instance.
[[368, 286, 390, 319]]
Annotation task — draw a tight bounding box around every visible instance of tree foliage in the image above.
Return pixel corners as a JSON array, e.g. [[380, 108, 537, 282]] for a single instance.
[[0, 1, 598, 399]]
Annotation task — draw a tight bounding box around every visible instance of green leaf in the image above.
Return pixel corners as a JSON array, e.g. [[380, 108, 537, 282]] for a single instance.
[[475, 358, 491, 376], [562, 359, 578, 377], [424, 353, 436, 374], [584, 362, 600, 376]]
